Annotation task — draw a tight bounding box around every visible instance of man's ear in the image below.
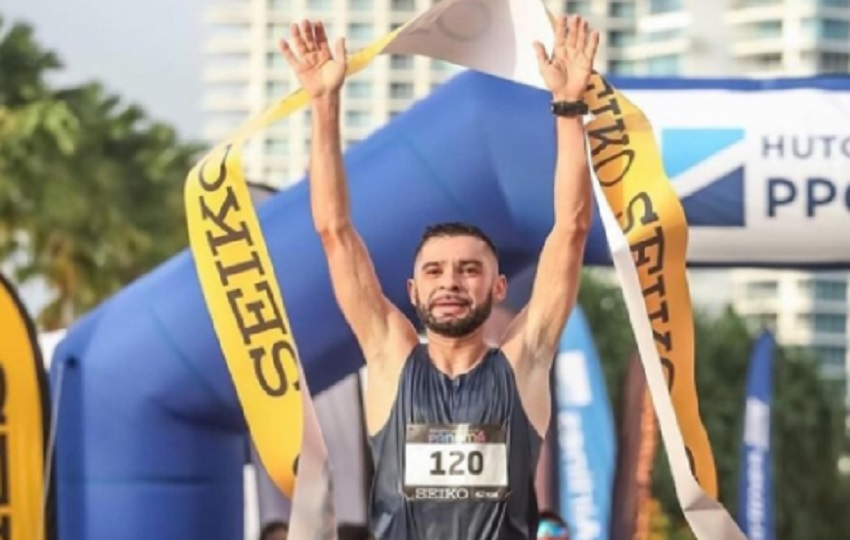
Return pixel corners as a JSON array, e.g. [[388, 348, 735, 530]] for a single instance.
[[494, 274, 508, 302], [407, 278, 417, 306]]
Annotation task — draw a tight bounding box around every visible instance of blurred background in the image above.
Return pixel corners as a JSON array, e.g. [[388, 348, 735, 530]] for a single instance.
[[2, 0, 850, 539]]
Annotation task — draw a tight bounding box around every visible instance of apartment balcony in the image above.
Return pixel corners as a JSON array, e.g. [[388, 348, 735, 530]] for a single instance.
[[621, 37, 691, 61], [730, 36, 786, 57], [725, 3, 786, 24], [202, 94, 252, 112], [205, 6, 252, 23]]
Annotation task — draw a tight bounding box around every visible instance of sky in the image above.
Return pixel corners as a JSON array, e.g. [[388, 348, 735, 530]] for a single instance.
[[4, 0, 205, 314], [4, 0, 205, 140]]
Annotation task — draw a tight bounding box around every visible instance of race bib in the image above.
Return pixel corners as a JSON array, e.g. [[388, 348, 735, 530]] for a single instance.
[[403, 424, 509, 502]]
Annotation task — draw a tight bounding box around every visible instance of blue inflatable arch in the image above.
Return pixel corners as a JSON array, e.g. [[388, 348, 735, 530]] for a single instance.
[[50, 71, 850, 539]]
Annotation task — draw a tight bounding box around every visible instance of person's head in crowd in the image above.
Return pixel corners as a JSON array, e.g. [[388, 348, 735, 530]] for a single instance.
[[537, 510, 570, 540], [259, 520, 288, 540], [337, 523, 371, 540]]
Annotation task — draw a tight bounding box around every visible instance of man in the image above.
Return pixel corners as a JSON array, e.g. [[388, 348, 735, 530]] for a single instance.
[[278, 12, 598, 540]]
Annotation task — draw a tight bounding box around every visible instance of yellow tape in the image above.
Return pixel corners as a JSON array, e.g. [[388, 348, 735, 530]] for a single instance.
[[184, 25, 406, 498], [583, 73, 718, 497], [0, 273, 51, 540]]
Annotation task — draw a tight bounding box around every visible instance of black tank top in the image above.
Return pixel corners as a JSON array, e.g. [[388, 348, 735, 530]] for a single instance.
[[368, 345, 543, 539]]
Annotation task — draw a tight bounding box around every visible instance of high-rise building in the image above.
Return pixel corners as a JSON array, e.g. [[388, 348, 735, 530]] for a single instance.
[[203, 0, 461, 188], [732, 270, 848, 396], [576, 0, 850, 78]]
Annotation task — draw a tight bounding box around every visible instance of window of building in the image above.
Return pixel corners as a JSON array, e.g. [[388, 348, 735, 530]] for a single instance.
[[565, 1, 591, 14], [750, 53, 783, 70], [268, 23, 288, 36], [391, 0, 416, 11], [649, 0, 683, 14], [799, 313, 848, 333], [266, 51, 287, 69], [751, 20, 782, 38], [431, 59, 456, 71], [267, 81, 290, 97], [269, 0, 292, 10], [265, 139, 289, 154], [819, 52, 850, 72], [390, 82, 414, 99], [814, 346, 847, 368], [803, 18, 850, 40], [609, 2, 635, 18], [746, 280, 779, 299], [348, 23, 374, 41], [350, 0, 372, 10], [816, 314, 848, 333], [390, 54, 414, 69], [646, 54, 681, 75], [746, 313, 778, 332], [307, 0, 332, 10], [609, 31, 636, 46], [346, 110, 371, 127], [644, 28, 682, 42], [346, 81, 372, 99], [609, 60, 637, 75], [801, 279, 849, 301]]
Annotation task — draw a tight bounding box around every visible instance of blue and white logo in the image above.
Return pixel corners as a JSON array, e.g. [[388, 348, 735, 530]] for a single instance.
[[661, 128, 746, 227]]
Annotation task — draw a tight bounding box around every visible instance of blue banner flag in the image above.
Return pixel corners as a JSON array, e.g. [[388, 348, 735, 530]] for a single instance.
[[554, 307, 616, 540], [738, 330, 776, 540]]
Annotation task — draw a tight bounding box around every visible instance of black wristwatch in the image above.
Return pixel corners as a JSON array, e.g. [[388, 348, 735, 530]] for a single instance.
[[551, 100, 589, 118]]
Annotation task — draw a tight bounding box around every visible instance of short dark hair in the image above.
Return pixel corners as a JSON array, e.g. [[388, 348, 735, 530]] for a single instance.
[[414, 222, 498, 259], [259, 520, 288, 539]]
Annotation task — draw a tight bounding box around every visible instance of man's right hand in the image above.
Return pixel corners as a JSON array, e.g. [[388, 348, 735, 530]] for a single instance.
[[279, 20, 347, 99]]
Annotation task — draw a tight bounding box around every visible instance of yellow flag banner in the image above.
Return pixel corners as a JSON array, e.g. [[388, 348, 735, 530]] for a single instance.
[[583, 74, 746, 538], [0, 272, 54, 540], [185, 22, 410, 537]]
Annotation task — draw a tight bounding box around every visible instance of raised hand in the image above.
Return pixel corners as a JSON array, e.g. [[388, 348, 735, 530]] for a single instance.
[[279, 19, 347, 99], [533, 14, 600, 101]]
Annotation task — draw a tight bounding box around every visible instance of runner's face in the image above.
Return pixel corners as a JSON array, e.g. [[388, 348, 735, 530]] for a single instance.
[[409, 235, 506, 338]]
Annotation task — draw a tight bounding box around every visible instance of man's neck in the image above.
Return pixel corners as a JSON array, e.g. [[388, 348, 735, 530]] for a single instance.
[[425, 330, 490, 378]]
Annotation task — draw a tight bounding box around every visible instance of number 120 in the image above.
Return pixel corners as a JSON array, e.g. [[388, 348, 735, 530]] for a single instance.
[[429, 450, 484, 476]]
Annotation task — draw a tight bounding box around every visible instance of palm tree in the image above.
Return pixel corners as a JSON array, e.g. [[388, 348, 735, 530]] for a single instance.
[[0, 14, 202, 329]]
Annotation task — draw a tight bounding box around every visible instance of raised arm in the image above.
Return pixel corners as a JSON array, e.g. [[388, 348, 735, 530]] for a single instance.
[[279, 20, 418, 363], [502, 14, 599, 368]]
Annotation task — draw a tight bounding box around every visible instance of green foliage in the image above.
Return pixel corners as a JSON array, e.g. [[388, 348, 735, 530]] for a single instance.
[[0, 14, 202, 329], [578, 270, 850, 540]]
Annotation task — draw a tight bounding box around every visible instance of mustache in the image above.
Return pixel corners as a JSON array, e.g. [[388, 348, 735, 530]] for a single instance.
[[427, 293, 471, 307]]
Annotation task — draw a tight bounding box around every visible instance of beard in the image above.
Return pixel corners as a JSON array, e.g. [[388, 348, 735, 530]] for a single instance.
[[415, 291, 494, 338]]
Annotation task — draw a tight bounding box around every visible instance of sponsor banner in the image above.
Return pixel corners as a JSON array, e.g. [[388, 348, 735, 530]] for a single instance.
[[738, 331, 776, 540], [616, 83, 850, 266], [553, 308, 615, 540], [0, 273, 55, 540]]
